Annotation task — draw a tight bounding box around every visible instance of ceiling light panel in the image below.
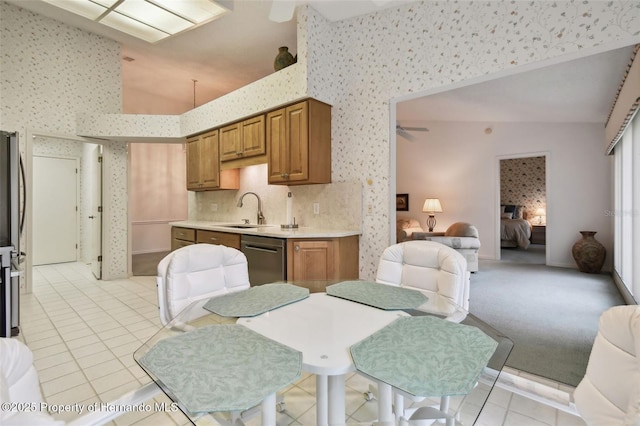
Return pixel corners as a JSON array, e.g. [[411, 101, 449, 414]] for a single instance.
[[115, 0, 192, 34], [43, 0, 107, 20], [100, 10, 168, 43], [42, 0, 231, 43], [152, 0, 229, 23]]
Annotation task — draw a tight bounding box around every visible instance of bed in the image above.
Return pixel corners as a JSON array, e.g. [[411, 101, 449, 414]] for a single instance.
[[500, 205, 532, 249]]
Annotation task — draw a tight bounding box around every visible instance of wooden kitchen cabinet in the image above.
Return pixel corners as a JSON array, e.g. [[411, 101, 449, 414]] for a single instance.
[[267, 99, 331, 185], [171, 227, 196, 251], [287, 236, 358, 282], [220, 115, 266, 163], [196, 229, 241, 250], [186, 130, 239, 191], [171, 227, 240, 251]]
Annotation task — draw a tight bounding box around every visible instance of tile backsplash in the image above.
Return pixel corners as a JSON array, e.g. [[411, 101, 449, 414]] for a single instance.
[[189, 164, 361, 231]]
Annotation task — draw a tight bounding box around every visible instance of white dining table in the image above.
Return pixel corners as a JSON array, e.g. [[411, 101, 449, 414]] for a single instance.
[[237, 292, 407, 426]]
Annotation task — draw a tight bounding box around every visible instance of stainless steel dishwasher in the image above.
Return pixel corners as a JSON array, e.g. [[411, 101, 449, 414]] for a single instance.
[[240, 235, 286, 286]]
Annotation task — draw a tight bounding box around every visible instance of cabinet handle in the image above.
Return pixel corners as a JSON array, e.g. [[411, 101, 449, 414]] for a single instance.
[[209, 237, 218, 241], [281, 172, 289, 179], [236, 152, 242, 156], [295, 245, 300, 252]]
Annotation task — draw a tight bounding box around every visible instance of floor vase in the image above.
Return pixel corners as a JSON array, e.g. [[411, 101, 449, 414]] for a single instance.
[[572, 231, 606, 273]]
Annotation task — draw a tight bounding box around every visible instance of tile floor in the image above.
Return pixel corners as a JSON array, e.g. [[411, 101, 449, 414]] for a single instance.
[[16, 262, 588, 426]]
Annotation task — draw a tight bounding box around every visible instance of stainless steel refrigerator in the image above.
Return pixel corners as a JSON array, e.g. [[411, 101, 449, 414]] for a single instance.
[[1, 131, 24, 337]]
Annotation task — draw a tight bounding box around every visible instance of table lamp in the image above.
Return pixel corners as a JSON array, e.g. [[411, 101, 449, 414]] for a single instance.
[[422, 198, 443, 232], [535, 207, 546, 225]]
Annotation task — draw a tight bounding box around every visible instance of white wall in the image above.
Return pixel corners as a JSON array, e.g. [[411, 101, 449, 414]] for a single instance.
[[396, 121, 613, 270]]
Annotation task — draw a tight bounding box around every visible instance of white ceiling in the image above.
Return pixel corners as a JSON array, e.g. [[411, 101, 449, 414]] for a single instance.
[[7, 1, 634, 120], [397, 46, 634, 124]]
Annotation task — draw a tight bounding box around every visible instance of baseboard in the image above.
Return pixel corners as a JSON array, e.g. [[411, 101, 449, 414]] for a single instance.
[[612, 270, 638, 305], [132, 249, 170, 255]]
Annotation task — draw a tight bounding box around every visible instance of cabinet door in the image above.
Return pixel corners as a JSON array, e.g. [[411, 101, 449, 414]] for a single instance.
[[200, 130, 220, 189], [288, 240, 334, 281], [285, 102, 309, 182], [220, 122, 241, 162], [266, 108, 288, 183], [186, 137, 201, 190], [240, 115, 266, 158]]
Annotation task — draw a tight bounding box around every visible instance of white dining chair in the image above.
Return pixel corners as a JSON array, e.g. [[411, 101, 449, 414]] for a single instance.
[[156, 243, 286, 423], [375, 240, 470, 311], [370, 240, 471, 419], [573, 304, 640, 425], [156, 243, 250, 326], [0, 338, 160, 426]]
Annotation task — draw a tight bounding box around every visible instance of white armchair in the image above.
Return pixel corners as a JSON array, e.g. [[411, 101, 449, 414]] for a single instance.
[[574, 305, 640, 425], [376, 240, 470, 311], [156, 243, 250, 326]]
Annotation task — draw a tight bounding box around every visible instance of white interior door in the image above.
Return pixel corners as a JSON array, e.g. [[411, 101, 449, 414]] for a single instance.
[[33, 156, 78, 265], [90, 146, 102, 279]]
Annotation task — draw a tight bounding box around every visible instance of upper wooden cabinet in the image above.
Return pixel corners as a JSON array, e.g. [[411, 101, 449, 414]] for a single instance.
[[220, 115, 266, 162], [267, 99, 331, 185], [186, 129, 239, 191]]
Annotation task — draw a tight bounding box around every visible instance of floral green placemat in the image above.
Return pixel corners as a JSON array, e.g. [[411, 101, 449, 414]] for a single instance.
[[203, 283, 309, 317], [351, 316, 498, 397], [326, 280, 427, 310], [139, 324, 302, 414]]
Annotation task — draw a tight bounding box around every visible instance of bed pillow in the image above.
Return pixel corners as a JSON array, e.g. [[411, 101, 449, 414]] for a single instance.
[[514, 206, 525, 219], [501, 212, 513, 219]]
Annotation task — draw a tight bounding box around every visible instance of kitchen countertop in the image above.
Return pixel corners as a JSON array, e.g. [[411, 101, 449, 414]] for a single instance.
[[170, 221, 361, 239]]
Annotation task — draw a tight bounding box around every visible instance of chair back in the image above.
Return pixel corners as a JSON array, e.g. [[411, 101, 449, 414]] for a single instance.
[[574, 305, 640, 425], [375, 240, 470, 310], [157, 244, 250, 325]]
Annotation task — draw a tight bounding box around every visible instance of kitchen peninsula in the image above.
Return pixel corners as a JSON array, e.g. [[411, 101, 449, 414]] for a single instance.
[[170, 221, 360, 286]]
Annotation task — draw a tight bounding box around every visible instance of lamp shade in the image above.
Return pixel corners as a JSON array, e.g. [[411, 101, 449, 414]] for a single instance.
[[535, 207, 546, 216], [422, 198, 443, 213]]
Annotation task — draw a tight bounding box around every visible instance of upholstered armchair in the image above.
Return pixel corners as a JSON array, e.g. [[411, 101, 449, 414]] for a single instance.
[[413, 222, 481, 272], [396, 218, 425, 242]]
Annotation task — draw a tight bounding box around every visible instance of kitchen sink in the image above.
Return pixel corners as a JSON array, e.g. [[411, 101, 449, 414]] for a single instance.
[[219, 224, 264, 229]]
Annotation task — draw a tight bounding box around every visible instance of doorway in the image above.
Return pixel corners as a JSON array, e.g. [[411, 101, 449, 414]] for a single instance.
[[31, 136, 103, 277], [498, 154, 547, 265]]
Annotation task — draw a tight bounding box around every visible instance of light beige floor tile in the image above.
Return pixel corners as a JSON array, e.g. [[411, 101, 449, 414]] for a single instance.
[[41, 371, 88, 397], [26, 334, 64, 350], [83, 358, 126, 381], [31, 343, 70, 360], [91, 369, 137, 394], [509, 393, 557, 425], [38, 360, 81, 382], [76, 349, 117, 368], [34, 350, 75, 370], [504, 410, 553, 426]]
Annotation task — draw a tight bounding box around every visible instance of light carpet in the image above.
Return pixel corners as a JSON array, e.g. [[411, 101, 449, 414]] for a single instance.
[[470, 253, 625, 387]]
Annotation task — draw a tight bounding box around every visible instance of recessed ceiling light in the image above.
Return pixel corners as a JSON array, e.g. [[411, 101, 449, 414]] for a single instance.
[[42, 0, 232, 43]]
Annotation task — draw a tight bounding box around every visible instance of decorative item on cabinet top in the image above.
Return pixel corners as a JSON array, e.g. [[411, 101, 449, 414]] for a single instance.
[[274, 46, 296, 71]]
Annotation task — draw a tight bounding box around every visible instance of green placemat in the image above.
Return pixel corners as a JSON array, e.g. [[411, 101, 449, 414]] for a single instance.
[[140, 325, 302, 414], [203, 283, 309, 317], [351, 316, 498, 397], [326, 280, 427, 310]]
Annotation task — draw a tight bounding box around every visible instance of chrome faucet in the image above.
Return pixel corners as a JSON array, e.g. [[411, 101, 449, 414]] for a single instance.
[[236, 192, 265, 224]]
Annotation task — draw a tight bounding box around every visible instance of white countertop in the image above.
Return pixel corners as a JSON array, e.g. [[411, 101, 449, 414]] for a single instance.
[[170, 221, 361, 239]]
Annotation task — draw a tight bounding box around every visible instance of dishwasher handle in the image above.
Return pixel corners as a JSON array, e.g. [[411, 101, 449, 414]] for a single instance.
[[243, 244, 280, 254]]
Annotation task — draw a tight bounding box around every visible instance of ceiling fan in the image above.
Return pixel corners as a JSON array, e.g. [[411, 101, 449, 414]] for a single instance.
[[396, 122, 429, 142]]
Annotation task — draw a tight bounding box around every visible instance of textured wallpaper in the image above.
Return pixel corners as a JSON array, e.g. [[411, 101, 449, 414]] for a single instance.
[[0, 2, 127, 279], [500, 156, 547, 224], [302, 1, 640, 278]]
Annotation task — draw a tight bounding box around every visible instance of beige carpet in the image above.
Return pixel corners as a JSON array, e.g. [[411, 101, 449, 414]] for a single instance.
[[470, 255, 624, 386]]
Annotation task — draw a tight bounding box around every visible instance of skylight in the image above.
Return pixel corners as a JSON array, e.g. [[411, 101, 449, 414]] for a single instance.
[[43, 0, 231, 43]]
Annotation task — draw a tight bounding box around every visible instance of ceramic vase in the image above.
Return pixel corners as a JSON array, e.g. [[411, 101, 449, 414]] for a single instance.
[[571, 231, 606, 274], [274, 46, 295, 71]]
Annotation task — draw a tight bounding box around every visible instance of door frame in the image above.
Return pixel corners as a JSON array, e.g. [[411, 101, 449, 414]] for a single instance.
[[495, 151, 551, 265], [24, 129, 108, 293]]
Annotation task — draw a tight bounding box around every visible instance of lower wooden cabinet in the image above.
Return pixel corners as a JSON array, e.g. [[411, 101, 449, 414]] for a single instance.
[[286, 236, 359, 282], [196, 230, 240, 250], [171, 227, 240, 251]]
